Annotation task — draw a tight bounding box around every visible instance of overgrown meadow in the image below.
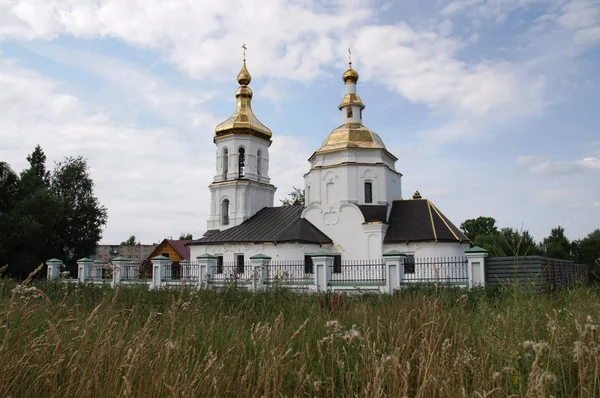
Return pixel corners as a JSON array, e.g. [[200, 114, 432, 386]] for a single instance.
[[1, 268, 599, 397]]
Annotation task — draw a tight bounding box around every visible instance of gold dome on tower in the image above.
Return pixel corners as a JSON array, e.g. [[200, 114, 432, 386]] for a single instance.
[[214, 45, 272, 142], [315, 122, 386, 154], [237, 61, 251, 86], [342, 67, 359, 84]]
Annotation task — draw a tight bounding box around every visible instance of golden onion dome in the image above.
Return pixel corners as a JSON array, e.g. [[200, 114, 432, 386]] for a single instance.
[[237, 61, 251, 86], [314, 122, 386, 154], [342, 67, 359, 84], [214, 61, 272, 142]]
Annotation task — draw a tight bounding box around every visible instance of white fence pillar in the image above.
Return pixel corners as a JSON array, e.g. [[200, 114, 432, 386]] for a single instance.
[[250, 254, 271, 291], [196, 254, 217, 288], [46, 258, 63, 280], [465, 246, 488, 287], [77, 257, 93, 283], [311, 253, 334, 292], [151, 255, 170, 289], [383, 250, 406, 293], [111, 256, 129, 287]]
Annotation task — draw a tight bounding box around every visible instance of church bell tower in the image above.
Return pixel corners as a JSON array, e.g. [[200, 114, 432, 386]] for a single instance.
[[206, 46, 277, 231]]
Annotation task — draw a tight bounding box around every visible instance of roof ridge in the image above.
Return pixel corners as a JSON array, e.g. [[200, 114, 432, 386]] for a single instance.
[[429, 202, 467, 242], [425, 200, 437, 242]]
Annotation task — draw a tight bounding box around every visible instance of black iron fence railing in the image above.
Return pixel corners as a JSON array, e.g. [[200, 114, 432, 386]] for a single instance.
[[266, 261, 314, 284], [210, 262, 253, 283], [328, 260, 386, 285], [402, 257, 469, 283]]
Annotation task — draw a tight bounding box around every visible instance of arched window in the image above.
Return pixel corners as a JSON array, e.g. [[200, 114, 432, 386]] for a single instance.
[[347, 107, 353, 119], [257, 149, 262, 179], [221, 199, 230, 225], [238, 147, 245, 178], [222, 148, 229, 180], [364, 182, 373, 203]]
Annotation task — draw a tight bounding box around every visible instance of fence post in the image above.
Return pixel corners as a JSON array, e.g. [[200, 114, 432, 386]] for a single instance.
[[111, 256, 129, 287], [196, 254, 217, 288], [249, 254, 271, 291], [383, 250, 406, 293], [311, 253, 334, 292], [77, 257, 93, 283], [46, 258, 63, 280], [465, 246, 488, 288], [151, 255, 170, 289]]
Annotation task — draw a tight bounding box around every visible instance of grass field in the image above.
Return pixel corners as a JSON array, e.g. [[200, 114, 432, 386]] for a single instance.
[[1, 273, 599, 397]]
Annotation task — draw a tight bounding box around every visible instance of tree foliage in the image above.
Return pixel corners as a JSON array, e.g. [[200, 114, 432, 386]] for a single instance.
[[179, 233, 193, 240], [0, 146, 107, 278], [121, 235, 137, 245], [460, 217, 498, 241], [541, 226, 572, 260], [280, 186, 305, 206]]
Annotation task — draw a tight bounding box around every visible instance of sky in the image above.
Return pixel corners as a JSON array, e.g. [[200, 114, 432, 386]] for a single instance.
[[0, 0, 599, 244]]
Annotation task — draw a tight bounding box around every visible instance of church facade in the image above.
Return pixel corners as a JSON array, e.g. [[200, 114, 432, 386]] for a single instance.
[[189, 57, 470, 263]]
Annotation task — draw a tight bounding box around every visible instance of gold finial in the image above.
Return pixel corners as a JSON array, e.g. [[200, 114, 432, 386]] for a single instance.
[[237, 44, 251, 86], [342, 48, 359, 84]]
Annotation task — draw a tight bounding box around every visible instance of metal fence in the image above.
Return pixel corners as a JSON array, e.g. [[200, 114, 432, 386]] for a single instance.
[[122, 263, 144, 280], [329, 260, 386, 285], [402, 257, 469, 284], [210, 262, 254, 284], [266, 260, 314, 284]]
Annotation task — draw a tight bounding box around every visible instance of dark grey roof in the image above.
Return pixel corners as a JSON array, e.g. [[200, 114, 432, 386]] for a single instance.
[[357, 205, 387, 223], [384, 199, 469, 243], [189, 205, 332, 245]]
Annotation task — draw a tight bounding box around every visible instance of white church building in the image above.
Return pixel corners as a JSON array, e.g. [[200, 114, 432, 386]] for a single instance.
[[189, 56, 471, 265]]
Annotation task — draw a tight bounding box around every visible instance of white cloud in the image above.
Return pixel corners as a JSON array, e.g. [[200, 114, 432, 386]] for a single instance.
[[0, 0, 533, 118], [0, 54, 216, 243], [353, 24, 519, 116], [516, 155, 600, 175]]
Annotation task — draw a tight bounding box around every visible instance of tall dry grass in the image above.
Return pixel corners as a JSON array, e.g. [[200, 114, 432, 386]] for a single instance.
[[0, 277, 599, 397]]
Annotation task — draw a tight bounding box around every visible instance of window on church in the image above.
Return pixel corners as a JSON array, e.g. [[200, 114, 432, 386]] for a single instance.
[[347, 107, 353, 118], [216, 255, 223, 274], [364, 182, 373, 203], [238, 147, 246, 178], [222, 148, 228, 180], [333, 255, 342, 274], [221, 199, 230, 225], [257, 149, 262, 179], [360, 109, 362, 119], [236, 254, 244, 274], [405, 255, 415, 274], [304, 255, 314, 274]]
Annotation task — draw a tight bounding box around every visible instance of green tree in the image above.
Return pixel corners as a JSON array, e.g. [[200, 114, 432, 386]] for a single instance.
[[280, 186, 305, 206], [121, 235, 137, 245], [460, 217, 498, 240], [541, 226, 572, 260], [26, 144, 50, 187], [51, 157, 108, 263], [573, 229, 600, 282], [179, 233, 193, 240], [0, 162, 19, 214], [471, 227, 541, 257]]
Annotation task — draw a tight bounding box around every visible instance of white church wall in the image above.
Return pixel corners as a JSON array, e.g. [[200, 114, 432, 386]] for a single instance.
[[302, 203, 374, 260], [190, 243, 332, 263], [383, 242, 469, 258]]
